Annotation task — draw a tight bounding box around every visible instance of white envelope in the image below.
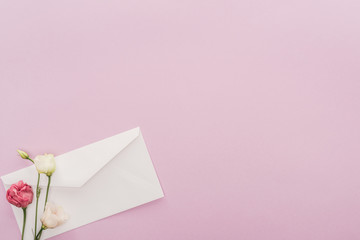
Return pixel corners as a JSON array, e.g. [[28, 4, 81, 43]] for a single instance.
[[1, 127, 164, 239]]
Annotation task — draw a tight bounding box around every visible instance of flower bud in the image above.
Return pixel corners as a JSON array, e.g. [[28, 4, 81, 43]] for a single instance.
[[17, 150, 29, 159]]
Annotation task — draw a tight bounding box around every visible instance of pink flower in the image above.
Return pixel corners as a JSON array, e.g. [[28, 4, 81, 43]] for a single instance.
[[6, 180, 34, 208]]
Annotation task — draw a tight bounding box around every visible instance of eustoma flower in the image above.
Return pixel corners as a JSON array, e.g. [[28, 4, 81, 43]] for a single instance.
[[41, 202, 68, 229], [34, 154, 56, 176], [6, 180, 34, 208], [36, 202, 68, 239], [6, 180, 34, 240]]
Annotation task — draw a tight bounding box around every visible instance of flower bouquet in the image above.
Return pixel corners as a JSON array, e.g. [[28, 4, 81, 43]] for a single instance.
[[6, 150, 68, 240]]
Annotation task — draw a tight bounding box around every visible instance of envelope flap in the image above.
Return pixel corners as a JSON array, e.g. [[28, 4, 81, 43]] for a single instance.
[[1, 127, 140, 188]]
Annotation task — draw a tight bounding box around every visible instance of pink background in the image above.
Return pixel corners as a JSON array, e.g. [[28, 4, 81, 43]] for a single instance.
[[1, 0, 360, 239]]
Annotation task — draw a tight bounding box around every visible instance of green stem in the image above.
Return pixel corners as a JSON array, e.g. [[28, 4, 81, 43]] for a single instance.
[[44, 175, 51, 210], [36, 227, 44, 239], [22, 208, 27, 240], [34, 173, 41, 240]]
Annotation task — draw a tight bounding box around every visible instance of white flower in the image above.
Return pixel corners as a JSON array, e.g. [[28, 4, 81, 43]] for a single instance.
[[34, 153, 56, 176], [41, 202, 68, 229]]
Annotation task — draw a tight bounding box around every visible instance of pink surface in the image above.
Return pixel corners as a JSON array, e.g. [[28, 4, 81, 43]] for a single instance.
[[1, 0, 360, 239]]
